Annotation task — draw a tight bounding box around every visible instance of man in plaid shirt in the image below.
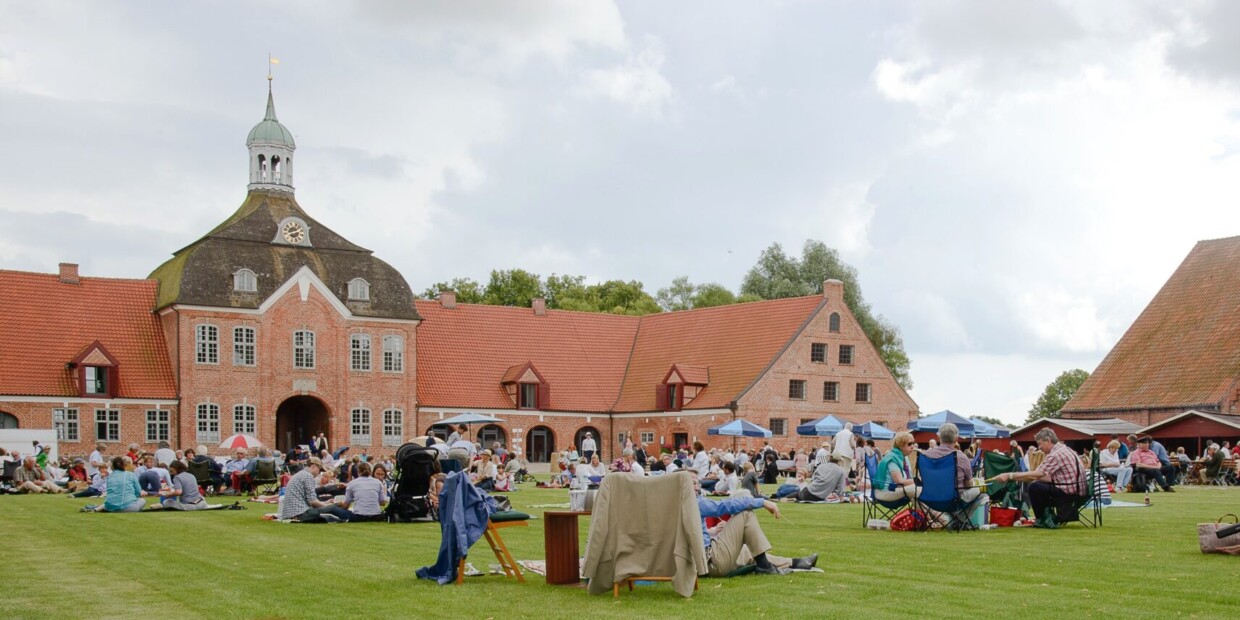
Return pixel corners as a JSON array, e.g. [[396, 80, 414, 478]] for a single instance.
[[996, 428, 1086, 523], [279, 457, 353, 522]]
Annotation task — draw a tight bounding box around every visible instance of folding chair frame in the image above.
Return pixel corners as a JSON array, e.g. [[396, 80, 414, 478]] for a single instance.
[[860, 454, 913, 527], [455, 520, 527, 585]]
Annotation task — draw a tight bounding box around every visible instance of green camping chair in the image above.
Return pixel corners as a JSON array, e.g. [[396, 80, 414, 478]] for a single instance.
[[982, 451, 1022, 509], [251, 459, 280, 495], [1046, 449, 1102, 528]]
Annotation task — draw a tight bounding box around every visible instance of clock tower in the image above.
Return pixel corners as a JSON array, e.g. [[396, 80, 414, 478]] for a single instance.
[[247, 78, 296, 194]]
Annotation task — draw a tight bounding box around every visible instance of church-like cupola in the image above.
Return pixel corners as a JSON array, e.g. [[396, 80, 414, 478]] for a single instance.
[[247, 77, 296, 194]]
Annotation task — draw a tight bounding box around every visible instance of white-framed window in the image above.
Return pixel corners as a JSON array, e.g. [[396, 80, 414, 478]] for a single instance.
[[823, 381, 840, 402], [350, 334, 372, 371], [839, 344, 854, 365], [145, 410, 170, 443], [348, 278, 370, 301], [196, 324, 219, 364], [382, 409, 403, 447], [233, 326, 256, 366], [382, 335, 404, 372], [95, 409, 120, 442], [351, 408, 372, 446], [640, 431, 655, 444], [233, 269, 257, 292], [233, 404, 256, 436], [293, 330, 315, 369], [54, 408, 79, 441], [196, 403, 220, 443]]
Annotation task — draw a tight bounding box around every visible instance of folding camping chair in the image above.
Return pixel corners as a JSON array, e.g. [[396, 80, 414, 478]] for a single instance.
[[455, 511, 529, 585], [982, 451, 1023, 509], [187, 459, 216, 496], [251, 459, 280, 495], [917, 452, 980, 532], [860, 453, 913, 528], [1069, 450, 1102, 528]]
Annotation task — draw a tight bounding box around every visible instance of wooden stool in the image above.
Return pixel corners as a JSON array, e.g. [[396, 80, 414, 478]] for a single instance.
[[612, 575, 698, 597], [456, 520, 528, 585]]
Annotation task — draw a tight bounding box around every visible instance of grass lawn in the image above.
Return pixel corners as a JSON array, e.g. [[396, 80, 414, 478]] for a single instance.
[[3, 484, 1239, 619]]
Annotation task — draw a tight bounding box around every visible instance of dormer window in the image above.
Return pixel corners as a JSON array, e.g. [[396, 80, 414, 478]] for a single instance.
[[348, 278, 370, 301], [502, 362, 549, 410], [658, 364, 709, 412], [84, 366, 108, 395], [233, 269, 257, 292], [71, 341, 118, 399]]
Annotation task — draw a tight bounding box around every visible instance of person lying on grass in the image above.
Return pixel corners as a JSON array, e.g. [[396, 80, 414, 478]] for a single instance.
[[688, 470, 818, 576]]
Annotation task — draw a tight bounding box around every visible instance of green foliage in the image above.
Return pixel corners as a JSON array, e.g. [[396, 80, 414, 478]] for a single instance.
[[656, 276, 739, 311], [420, 277, 484, 303], [1027, 368, 1090, 423], [972, 415, 1007, 427], [483, 269, 544, 307], [741, 240, 913, 390], [692, 283, 737, 308]]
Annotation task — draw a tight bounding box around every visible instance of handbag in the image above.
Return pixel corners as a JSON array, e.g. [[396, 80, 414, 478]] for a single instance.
[[1197, 514, 1240, 554], [890, 508, 925, 531]]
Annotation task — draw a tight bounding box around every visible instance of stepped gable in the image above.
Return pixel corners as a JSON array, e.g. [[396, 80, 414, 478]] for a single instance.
[[1065, 236, 1240, 413], [149, 190, 419, 320], [613, 295, 825, 412], [0, 270, 176, 398], [415, 300, 639, 412]]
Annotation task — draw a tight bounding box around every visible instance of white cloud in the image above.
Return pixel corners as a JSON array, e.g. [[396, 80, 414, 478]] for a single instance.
[[579, 36, 674, 116]]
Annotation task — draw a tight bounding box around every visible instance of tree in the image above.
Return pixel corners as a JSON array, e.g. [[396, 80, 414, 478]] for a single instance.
[[544, 274, 588, 310], [656, 276, 695, 312], [421, 278, 484, 303], [972, 415, 1007, 427], [482, 269, 544, 307], [591, 280, 661, 316], [1026, 369, 1090, 423], [740, 240, 913, 390], [691, 283, 737, 309]]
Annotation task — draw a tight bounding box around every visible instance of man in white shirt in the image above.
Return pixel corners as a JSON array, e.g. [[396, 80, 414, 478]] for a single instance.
[[712, 461, 740, 495], [622, 448, 644, 476], [661, 453, 679, 473], [814, 442, 830, 466], [581, 432, 597, 461], [88, 443, 105, 477], [832, 426, 855, 472]]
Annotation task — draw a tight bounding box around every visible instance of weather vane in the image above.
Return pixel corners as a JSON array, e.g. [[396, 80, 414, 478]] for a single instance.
[[268, 53, 280, 82]]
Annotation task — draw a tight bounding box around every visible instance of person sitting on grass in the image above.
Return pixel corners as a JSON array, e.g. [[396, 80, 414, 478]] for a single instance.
[[688, 470, 817, 577], [772, 468, 809, 500], [159, 460, 207, 511], [426, 473, 448, 521], [994, 428, 1088, 527], [135, 454, 172, 495], [472, 450, 498, 491], [739, 461, 763, 498], [101, 456, 146, 512], [873, 432, 919, 503], [797, 455, 848, 502], [372, 463, 394, 493], [71, 463, 109, 498], [335, 461, 387, 522], [65, 459, 91, 493], [711, 461, 740, 496], [279, 457, 353, 523], [13, 456, 64, 494], [503, 449, 529, 480]]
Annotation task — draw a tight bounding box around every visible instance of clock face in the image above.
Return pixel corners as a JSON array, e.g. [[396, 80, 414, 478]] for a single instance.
[[281, 221, 305, 244]]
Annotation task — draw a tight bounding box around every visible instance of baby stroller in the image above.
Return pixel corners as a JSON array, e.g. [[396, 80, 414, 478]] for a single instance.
[[385, 443, 440, 523]]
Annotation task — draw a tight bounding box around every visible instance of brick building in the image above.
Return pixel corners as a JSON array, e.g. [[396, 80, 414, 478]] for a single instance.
[[1062, 236, 1240, 428], [0, 84, 917, 459]]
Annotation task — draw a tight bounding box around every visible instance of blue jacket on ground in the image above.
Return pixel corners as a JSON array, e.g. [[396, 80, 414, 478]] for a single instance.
[[415, 472, 496, 584]]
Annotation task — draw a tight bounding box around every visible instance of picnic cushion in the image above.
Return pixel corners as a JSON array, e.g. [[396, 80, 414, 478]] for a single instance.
[[490, 510, 531, 522]]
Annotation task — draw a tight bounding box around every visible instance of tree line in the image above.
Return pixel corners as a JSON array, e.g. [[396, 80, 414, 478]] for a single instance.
[[421, 240, 913, 389]]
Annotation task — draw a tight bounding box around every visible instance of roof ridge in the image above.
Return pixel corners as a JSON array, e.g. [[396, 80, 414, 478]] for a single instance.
[[0, 269, 156, 284]]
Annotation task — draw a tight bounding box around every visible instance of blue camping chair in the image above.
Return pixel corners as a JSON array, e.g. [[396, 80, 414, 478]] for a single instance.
[[861, 453, 912, 528], [917, 452, 980, 532]]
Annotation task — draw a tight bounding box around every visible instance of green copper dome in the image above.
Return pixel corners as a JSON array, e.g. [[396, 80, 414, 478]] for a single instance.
[[246, 88, 296, 148]]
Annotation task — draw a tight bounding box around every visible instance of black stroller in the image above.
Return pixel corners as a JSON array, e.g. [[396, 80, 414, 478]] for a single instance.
[[385, 443, 440, 523]]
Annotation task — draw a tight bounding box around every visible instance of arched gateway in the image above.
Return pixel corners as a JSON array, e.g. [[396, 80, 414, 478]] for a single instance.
[[275, 395, 330, 454]]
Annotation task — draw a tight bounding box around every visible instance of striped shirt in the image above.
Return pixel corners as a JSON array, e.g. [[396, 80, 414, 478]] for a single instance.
[[280, 469, 317, 520], [343, 476, 388, 516], [1040, 443, 1085, 496]]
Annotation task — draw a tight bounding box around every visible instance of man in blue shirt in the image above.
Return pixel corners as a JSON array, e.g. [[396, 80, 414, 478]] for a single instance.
[[688, 471, 817, 576]]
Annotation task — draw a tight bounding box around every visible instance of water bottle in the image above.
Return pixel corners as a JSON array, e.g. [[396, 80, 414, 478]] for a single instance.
[[1143, 489, 1150, 506]]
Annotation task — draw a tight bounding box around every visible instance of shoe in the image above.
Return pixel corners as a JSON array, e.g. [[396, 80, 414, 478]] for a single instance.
[[790, 553, 819, 570], [755, 565, 791, 576], [1163, 486, 1175, 493]]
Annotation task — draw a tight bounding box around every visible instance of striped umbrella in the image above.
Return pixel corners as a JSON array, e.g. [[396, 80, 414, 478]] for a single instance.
[[218, 434, 263, 450]]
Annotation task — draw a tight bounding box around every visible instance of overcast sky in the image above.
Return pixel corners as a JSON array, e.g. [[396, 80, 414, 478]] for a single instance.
[[3, 2, 1239, 425]]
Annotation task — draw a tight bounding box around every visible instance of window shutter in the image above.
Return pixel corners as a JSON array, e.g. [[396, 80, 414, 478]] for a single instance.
[[537, 383, 551, 410], [655, 384, 668, 410]]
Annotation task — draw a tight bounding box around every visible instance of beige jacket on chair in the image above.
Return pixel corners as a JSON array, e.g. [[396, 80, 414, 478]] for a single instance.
[[583, 473, 707, 597]]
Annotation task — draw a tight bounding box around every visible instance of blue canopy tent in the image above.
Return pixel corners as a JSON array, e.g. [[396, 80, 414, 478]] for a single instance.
[[907, 410, 976, 437], [430, 412, 508, 445], [852, 421, 896, 440], [796, 415, 848, 437], [967, 417, 1011, 439], [708, 419, 773, 438]]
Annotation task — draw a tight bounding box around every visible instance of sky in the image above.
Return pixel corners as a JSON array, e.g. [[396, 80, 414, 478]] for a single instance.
[[3, 1, 1240, 425]]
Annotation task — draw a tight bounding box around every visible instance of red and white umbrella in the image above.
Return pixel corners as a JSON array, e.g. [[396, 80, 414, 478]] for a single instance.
[[219, 434, 263, 450]]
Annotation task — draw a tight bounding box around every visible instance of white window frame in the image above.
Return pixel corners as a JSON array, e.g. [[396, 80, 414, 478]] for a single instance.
[[350, 334, 372, 372], [54, 408, 79, 442], [382, 408, 403, 447], [197, 403, 220, 444], [293, 330, 316, 369], [145, 409, 170, 443], [351, 408, 372, 446], [348, 278, 371, 301], [770, 418, 787, 437], [233, 326, 256, 366], [640, 431, 655, 444], [839, 344, 854, 365], [233, 268, 258, 293], [233, 404, 256, 436], [196, 324, 219, 365], [95, 409, 120, 442], [382, 335, 404, 373]]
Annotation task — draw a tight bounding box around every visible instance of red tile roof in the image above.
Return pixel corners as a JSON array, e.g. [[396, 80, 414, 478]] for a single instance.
[[1065, 236, 1240, 413], [415, 295, 825, 413], [415, 301, 639, 412], [614, 296, 824, 412], [0, 270, 177, 398]]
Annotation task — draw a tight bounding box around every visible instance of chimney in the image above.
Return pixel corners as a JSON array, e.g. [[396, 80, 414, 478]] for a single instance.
[[58, 263, 80, 285], [823, 279, 844, 301], [439, 291, 457, 309], [532, 298, 546, 316]]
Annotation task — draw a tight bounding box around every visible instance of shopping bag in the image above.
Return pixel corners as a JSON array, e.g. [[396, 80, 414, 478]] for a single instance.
[[1198, 514, 1240, 553]]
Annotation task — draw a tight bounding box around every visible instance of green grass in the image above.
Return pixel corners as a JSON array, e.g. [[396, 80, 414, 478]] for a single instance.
[[3, 485, 1238, 619]]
